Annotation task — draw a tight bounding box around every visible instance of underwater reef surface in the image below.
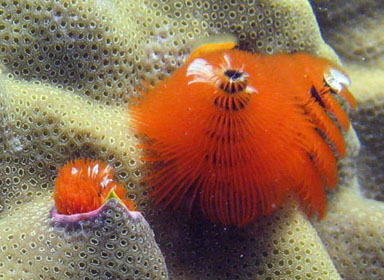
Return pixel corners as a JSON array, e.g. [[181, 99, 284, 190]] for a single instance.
[[0, 0, 383, 279], [311, 1, 384, 279]]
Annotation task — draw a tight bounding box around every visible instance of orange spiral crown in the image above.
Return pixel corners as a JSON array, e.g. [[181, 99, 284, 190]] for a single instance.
[[54, 158, 135, 215]]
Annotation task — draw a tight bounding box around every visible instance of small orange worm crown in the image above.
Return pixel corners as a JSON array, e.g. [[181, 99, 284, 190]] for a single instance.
[[53, 158, 135, 215], [130, 36, 355, 227]]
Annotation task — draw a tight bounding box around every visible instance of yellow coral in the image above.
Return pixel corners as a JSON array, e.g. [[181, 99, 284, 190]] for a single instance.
[[0, 197, 168, 279], [312, 1, 384, 278], [0, 0, 383, 279], [315, 189, 384, 280]]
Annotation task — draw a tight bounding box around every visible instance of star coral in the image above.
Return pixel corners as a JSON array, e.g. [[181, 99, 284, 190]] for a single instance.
[[1, 197, 168, 279], [311, 0, 384, 278], [0, 0, 383, 279]]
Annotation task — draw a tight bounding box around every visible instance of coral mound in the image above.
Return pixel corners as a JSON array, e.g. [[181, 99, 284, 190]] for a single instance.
[[0, 197, 168, 279], [0, 0, 383, 279]]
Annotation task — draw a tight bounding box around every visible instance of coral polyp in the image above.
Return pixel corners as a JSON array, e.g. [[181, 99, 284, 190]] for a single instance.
[[53, 158, 134, 215]]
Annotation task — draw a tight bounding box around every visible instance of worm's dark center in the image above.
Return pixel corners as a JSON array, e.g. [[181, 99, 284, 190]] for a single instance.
[[219, 69, 247, 94], [224, 69, 243, 80]]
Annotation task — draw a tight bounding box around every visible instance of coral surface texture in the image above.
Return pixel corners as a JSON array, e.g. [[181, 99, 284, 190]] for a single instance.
[[0, 0, 383, 279]]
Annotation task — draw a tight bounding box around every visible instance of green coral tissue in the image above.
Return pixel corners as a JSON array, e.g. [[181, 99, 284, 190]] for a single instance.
[[0, 0, 383, 279]]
